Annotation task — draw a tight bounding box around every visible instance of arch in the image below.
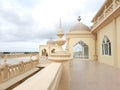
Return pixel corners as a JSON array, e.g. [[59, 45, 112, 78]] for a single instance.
[[41, 48, 48, 56], [102, 36, 111, 56], [73, 41, 89, 59], [51, 48, 55, 53]]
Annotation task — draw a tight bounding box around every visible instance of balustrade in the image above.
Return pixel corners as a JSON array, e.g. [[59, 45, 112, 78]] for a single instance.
[[92, 0, 120, 30], [0, 59, 39, 84], [13, 63, 63, 90]]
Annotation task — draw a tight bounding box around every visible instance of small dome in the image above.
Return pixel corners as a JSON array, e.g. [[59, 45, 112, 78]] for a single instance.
[[70, 16, 90, 32], [47, 39, 55, 45], [70, 22, 90, 32]]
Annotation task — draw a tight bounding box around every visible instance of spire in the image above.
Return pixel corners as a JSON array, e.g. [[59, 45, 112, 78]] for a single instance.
[[77, 16, 81, 22], [50, 37, 53, 40], [59, 18, 62, 28], [57, 18, 64, 38]]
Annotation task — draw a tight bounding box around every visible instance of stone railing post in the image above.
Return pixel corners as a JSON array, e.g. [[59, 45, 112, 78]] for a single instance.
[[1, 63, 9, 81], [19, 61, 24, 73], [0, 66, 2, 83]]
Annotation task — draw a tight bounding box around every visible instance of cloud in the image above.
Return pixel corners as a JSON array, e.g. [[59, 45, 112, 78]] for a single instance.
[[0, 42, 40, 52], [0, 0, 105, 51]]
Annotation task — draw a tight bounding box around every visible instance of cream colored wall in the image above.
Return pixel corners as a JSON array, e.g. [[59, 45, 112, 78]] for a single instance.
[[116, 16, 120, 68], [68, 37, 95, 60], [97, 20, 115, 66]]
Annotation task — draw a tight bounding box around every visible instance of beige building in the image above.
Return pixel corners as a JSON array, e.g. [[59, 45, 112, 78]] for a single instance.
[[39, 0, 120, 68], [91, 0, 120, 68]]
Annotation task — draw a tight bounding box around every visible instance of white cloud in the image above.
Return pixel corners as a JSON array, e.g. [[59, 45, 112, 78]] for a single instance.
[[32, 0, 86, 28], [0, 0, 105, 52]]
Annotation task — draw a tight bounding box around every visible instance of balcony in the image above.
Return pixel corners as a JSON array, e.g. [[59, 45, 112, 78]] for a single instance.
[[92, 0, 120, 31]]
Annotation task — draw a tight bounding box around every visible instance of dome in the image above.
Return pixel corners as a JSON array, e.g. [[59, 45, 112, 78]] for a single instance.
[[70, 22, 90, 32], [69, 16, 90, 32], [47, 39, 55, 45]]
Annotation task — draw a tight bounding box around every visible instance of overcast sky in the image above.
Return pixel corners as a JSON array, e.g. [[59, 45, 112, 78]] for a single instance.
[[0, 0, 105, 52]]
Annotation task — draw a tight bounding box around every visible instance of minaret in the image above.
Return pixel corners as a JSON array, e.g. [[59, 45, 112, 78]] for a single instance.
[[55, 19, 66, 51], [49, 19, 72, 90], [77, 16, 81, 22]]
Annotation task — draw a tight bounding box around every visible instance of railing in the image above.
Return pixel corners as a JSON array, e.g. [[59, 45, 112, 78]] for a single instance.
[[13, 63, 63, 90], [92, 0, 120, 30], [0, 59, 39, 83], [39, 56, 50, 64]]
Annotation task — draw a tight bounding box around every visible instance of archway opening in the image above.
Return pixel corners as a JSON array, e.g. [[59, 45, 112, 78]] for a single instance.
[[41, 49, 48, 56], [73, 41, 89, 59], [51, 49, 55, 53]]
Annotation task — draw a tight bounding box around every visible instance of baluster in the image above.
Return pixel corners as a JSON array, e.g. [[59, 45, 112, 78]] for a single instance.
[[22, 62, 25, 73], [8, 66, 11, 79], [0, 66, 2, 83], [1, 63, 9, 82], [28, 62, 30, 70], [30, 60, 33, 69], [13, 65, 16, 77], [24, 62, 27, 72], [27, 62, 29, 70], [14, 65, 17, 76], [15, 65, 19, 76], [17, 63, 21, 75], [28, 61, 31, 69], [24, 62, 27, 71], [19, 61, 24, 73], [11, 66, 14, 78], [26, 62, 28, 71], [16, 64, 19, 76]]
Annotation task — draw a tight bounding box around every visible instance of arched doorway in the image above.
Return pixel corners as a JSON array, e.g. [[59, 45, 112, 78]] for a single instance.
[[41, 49, 48, 56], [73, 41, 89, 59]]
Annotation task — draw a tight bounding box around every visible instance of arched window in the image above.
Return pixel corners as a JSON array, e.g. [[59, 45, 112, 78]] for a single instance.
[[102, 36, 111, 56], [51, 49, 55, 53], [73, 41, 89, 59]]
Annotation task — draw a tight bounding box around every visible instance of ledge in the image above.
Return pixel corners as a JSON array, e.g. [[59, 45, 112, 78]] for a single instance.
[[13, 63, 63, 90]]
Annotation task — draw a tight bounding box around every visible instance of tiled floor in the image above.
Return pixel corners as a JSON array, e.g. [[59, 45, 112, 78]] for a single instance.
[[70, 60, 120, 90]]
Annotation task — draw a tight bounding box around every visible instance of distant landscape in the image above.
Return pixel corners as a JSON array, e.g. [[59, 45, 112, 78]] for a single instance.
[[0, 52, 38, 59]]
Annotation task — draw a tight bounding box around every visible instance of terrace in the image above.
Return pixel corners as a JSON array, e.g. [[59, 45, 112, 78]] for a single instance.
[[0, 55, 120, 90]]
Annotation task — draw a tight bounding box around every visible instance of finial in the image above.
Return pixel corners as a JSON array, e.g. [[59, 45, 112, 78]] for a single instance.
[[77, 16, 81, 22], [59, 18, 62, 28], [57, 18, 64, 38], [50, 37, 53, 40]]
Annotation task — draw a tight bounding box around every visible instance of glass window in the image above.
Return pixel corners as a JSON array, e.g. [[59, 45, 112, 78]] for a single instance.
[[73, 41, 89, 59], [102, 36, 111, 56]]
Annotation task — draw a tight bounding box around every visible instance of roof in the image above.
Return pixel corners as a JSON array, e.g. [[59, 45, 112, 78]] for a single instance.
[[69, 22, 90, 32], [47, 38, 55, 45]]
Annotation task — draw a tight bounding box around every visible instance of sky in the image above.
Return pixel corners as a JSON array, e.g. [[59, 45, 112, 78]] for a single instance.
[[0, 0, 105, 52]]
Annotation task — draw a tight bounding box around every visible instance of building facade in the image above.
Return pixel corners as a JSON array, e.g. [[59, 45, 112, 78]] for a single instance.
[[39, 0, 120, 68], [91, 0, 120, 67]]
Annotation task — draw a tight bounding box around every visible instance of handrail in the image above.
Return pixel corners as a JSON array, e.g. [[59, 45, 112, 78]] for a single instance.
[[13, 63, 63, 90]]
